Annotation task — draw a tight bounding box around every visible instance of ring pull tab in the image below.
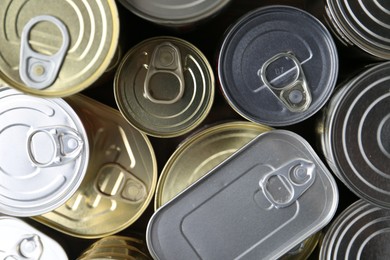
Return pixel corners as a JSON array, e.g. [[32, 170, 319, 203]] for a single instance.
[[27, 126, 84, 167], [259, 52, 312, 112], [144, 42, 185, 104], [259, 159, 316, 208], [19, 15, 70, 89], [18, 235, 43, 259]]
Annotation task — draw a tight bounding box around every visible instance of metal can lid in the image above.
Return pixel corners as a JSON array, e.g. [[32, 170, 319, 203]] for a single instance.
[[324, 61, 390, 208], [218, 5, 338, 126], [0, 0, 119, 97], [155, 121, 271, 209], [117, 0, 231, 27], [320, 199, 390, 259], [0, 87, 89, 216], [114, 36, 214, 138], [326, 0, 390, 60]]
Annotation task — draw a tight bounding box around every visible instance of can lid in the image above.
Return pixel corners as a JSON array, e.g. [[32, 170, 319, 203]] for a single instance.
[[218, 5, 338, 126], [326, 0, 390, 59], [327, 61, 390, 208], [320, 199, 390, 259], [0, 0, 119, 97], [0, 87, 89, 216], [114, 36, 214, 137]]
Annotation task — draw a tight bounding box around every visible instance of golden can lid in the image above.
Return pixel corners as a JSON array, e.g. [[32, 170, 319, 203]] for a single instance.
[[114, 36, 215, 138], [155, 121, 271, 209], [0, 0, 119, 97]]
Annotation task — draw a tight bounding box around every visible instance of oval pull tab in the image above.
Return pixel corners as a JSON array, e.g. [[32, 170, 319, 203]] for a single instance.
[[259, 52, 312, 112], [18, 235, 43, 259], [144, 42, 185, 104], [19, 15, 70, 89], [27, 126, 84, 167]]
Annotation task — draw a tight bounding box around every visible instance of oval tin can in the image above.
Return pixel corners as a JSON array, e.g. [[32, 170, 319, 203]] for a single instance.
[[0, 87, 89, 217], [33, 94, 157, 238], [0, 0, 119, 97], [147, 130, 339, 260], [114, 36, 214, 138], [0, 216, 68, 259], [218, 5, 338, 126], [319, 61, 390, 209], [320, 199, 390, 259]]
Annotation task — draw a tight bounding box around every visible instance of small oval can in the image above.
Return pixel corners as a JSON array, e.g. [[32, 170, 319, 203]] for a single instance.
[[218, 5, 338, 126], [0, 0, 119, 97], [320, 199, 390, 259], [33, 94, 157, 238], [0, 216, 68, 259], [319, 61, 390, 209], [114, 36, 214, 138], [147, 130, 338, 260], [0, 87, 89, 217]]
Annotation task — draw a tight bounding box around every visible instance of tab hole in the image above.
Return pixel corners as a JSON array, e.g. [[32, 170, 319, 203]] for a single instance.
[[263, 55, 298, 89], [146, 73, 182, 103], [27, 21, 63, 55]]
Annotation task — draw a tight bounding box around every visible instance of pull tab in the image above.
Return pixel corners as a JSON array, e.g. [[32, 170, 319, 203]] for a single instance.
[[27, 126, 84, 167], [19, 15, 70, 89], [259, 159, 316, 208], [18, 235, 43, 259], [144, 42, 185, 104], [259, 52, 312, 112]]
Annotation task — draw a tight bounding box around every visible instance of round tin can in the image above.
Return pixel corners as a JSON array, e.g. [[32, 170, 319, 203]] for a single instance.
[[0, 87, 89, 217], [114, 36, 214, 138], [0, 216, 68, 259], [218, 5, 338, 126], [155, 121, 271, 209], [320, 199, 390, 259], [0, 0, 119, 97], [34, 94, 157, 238], [319, 61, 390, 209], [117, 0, 231, 29]]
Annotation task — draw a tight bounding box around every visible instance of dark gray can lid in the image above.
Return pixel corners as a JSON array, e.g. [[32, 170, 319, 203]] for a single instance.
[[218, 5, 338, 126]]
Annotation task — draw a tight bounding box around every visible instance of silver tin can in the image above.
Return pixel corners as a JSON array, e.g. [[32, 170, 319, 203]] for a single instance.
[[320, 199, 390, 259], [0, 216, 68, 259], [218, 5, 338, 126], [0, 87, 89, 217], [146, 130, 338, 260], [319, 61, 390, 209]]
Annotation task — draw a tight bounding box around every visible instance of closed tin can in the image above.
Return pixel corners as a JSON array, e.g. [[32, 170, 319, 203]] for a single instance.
[[0, 216, 68, 259], [114, 36, 214, 137], [218, 5, 338, 126], [0, 87, 89, 217], [0, 0, 119, 97], [319, 61, 390, 209], [320, 199, 390, 259], [147, 130, 338, 260], [34, 94, 157, 238]]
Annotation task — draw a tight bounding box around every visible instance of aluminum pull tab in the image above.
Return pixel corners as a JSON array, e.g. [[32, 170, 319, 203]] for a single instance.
[[144, 42, 185, 104], [27, 126, 84, 167], [259, 52, 312, 112], [18, 235, 43, 259], [19, 15, 70, 89], [259, 159, 316, 208]]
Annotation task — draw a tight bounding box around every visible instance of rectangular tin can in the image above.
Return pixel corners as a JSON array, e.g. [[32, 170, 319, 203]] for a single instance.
[[146, 130, 338, 260]]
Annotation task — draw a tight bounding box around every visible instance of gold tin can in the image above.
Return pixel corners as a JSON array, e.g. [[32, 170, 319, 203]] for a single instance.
[[33, 94, 157, 239], [114, 36, 214, 138], [155, 121, 271, 209], [0, 0, 119, 97]]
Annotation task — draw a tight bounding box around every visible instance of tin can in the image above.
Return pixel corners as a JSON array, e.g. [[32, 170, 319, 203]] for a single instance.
[[33, 94, 157, 238], [0, 0, 119, 97], [320, 199, 390, 259], [319, 61, 390, 209], [280, 232, 321, 260], [0, 87, 89, 217], [0, 216, 68, 259], [155, 121, 271, 209], [117, 0, 231, 30], [218, 5, 338, 126], [147, 130, 339, 260], [114, 36, 214, 137]]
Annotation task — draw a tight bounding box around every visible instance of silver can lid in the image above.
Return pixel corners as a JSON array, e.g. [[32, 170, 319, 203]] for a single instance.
[[218, 5, 338, 126], [0, 87, 89, 216]]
